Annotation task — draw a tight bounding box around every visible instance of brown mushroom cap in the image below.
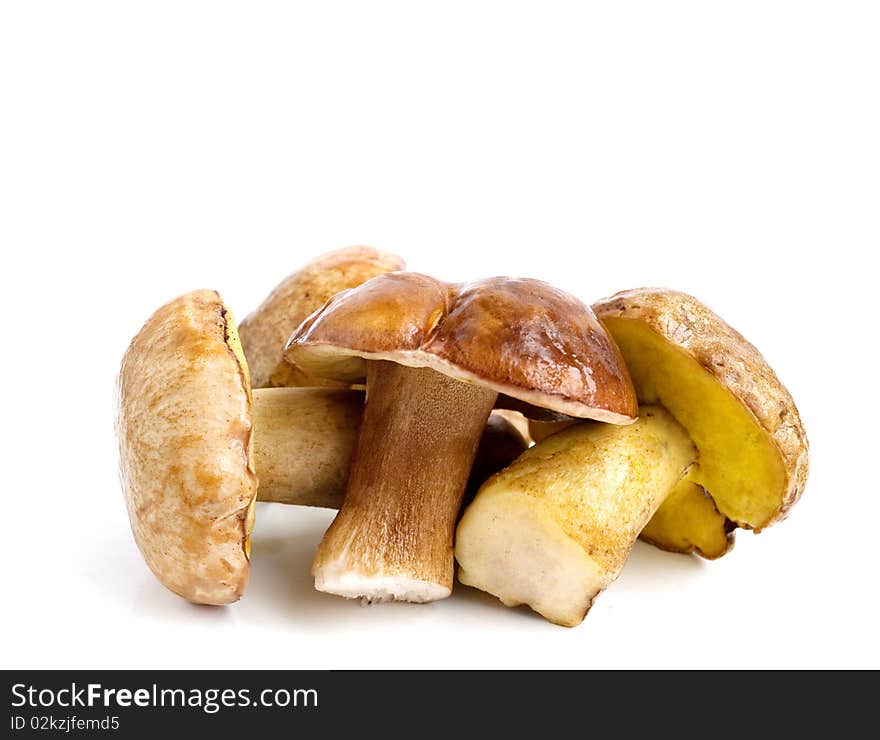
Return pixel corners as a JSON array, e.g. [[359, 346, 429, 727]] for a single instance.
[[285, 273, 638, 423], [593, 287, 809, 532], [239, 246, 405, 388], [116, 290, 256, 605]]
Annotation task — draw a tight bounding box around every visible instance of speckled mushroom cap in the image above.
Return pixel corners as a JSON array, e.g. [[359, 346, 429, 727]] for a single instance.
[[593, 287, 809, 530], [116, 290, 257, 605], [285, 273, 638, 423]]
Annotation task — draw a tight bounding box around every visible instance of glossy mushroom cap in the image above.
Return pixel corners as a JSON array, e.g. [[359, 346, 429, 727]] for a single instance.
[[239, 246, 405, 388], [116, 290, 257, 605], [285, 273, 638, 423]]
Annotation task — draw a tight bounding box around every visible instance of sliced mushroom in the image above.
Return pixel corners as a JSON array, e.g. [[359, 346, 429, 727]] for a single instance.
[[117, 290, 526, 605], [285, 273, 637, 603], [455, 288, 808, 626], [239, 246, 404, 388]]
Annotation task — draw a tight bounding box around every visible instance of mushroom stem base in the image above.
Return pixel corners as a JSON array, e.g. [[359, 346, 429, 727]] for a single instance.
[[313, 361, 498, 603]]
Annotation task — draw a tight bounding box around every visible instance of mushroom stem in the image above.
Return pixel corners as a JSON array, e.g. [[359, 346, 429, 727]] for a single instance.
[[252, 387, 364, 508], [313, 361, 499, 603], [251, 387, 526, 511], [456, 406, 697, 626]]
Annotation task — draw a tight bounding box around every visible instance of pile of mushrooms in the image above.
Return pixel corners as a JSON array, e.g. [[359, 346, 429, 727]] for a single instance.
[[117, 247, 808, 626]]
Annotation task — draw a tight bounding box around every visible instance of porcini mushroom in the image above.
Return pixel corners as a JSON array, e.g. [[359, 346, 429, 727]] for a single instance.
[[284, 273, 637, 603], [117, 289, 528, 605], [455, 288, 809, 626], [117, 290, 358, 604], [239, 245, 404, 388], [593, 288, 809, 557], [526, 414, 735, 557]]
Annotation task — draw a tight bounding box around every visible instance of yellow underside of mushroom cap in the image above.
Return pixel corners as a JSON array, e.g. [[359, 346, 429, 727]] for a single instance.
[[640, 478, 732, 559], [604, 317, 787, 530]]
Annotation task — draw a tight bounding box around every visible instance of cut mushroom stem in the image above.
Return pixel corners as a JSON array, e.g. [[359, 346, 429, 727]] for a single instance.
[[251, 387, 363, 507], [253, 386, 526, 510], [456, 406, 696, 626], [313, 361, 498, 603]]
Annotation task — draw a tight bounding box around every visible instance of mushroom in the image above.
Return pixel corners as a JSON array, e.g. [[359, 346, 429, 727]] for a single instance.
[[527, 418, 576, 443], [465, 412, 533, 506], [527, 412, 734, 557], [455, 288, 809, 626], [284, 273, 637, 603], [261, 402, 528, 511], [116, 289, 528, 605], [593, 288, 809, 557], [239, 245, 404, 388]]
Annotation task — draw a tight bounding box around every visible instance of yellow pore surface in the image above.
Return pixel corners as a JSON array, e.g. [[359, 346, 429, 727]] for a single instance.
[[604, 317, 786, 529], [640, 478, 730, 558]]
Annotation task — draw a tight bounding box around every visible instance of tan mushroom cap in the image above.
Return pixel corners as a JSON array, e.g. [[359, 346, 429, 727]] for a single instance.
[[285, 273, 638, 423], [116, 290, 257, 605], [239, 246, 405, 388], [593, 287, 809, 532]]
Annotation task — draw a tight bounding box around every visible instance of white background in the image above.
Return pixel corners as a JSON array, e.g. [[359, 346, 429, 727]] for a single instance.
[[1, 2, 877, 669]]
